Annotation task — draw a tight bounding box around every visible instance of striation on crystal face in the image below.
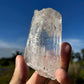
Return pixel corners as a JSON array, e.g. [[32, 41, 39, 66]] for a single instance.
[[24, 8, 62, 80]]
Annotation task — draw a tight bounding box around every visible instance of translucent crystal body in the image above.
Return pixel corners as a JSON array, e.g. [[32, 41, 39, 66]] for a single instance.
[[24, 8, 62, 80]]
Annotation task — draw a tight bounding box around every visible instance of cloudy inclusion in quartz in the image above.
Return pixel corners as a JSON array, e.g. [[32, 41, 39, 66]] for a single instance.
[[24, 8, 62, 80]]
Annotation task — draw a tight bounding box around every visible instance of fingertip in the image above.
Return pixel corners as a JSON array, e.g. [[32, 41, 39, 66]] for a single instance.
[[61, 42, 71, 47], [15, 55, 23, 67], [55, 69, 72, 84], [15, 55, 24, 62], [61, 42, 72, 54], [55, 69, 66, 82]]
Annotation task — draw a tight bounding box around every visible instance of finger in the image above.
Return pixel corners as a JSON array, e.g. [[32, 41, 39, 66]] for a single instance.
[[60, 42, 71, 71], [10, 55, 28, 84], [26, 71, 47, 84], [55, 68, 73, 84], [48, 80, 60, 84]]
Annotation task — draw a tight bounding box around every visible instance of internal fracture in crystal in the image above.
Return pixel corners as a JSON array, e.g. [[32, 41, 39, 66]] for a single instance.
[[24, 8, 62, 80]]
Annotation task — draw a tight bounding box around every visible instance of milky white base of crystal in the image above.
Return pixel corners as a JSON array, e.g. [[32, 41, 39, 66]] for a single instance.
[[26, 57, 60, 80], [25, 48, 60, 80]]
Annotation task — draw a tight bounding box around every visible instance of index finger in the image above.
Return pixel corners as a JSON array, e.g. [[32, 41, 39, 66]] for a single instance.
[[60, 42, 72, 71]]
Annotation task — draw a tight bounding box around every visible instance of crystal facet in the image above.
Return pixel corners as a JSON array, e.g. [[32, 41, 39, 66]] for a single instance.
[[24, 8, 62, 80]]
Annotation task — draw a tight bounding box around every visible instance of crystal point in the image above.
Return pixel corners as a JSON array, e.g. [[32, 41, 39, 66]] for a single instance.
[[24, 8, 62, 80]]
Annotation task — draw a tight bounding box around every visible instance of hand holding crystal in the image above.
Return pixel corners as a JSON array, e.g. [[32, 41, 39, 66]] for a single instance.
[[10, 42, 73, 84]]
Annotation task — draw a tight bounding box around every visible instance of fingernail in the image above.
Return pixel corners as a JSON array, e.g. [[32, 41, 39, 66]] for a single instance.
[[65, 45, 70, 53], [62, 43, 71, 53]]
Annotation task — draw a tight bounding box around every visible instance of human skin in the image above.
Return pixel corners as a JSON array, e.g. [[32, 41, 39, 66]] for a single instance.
[[10, 42, 73, 84]]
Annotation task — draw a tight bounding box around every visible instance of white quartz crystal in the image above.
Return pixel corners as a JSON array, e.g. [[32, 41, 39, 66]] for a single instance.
[[24, 8, 62, 80]]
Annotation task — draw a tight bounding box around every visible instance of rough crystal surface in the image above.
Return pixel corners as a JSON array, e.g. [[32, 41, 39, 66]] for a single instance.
[[24, 8, 62, 80]]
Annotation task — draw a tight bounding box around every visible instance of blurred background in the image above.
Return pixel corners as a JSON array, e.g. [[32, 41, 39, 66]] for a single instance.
[[0, 0, 84, 84]]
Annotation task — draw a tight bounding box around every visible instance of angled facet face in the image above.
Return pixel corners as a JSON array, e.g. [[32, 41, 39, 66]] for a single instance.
[[24, 8, 62, 80]]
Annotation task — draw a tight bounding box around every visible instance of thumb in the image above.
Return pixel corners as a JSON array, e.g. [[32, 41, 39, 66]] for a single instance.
[[10, 55, 28, 84], [55, 69, 73, 84]]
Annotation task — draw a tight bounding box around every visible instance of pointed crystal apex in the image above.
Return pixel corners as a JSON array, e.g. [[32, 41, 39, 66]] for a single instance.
[[24, 8, 62, 80]]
